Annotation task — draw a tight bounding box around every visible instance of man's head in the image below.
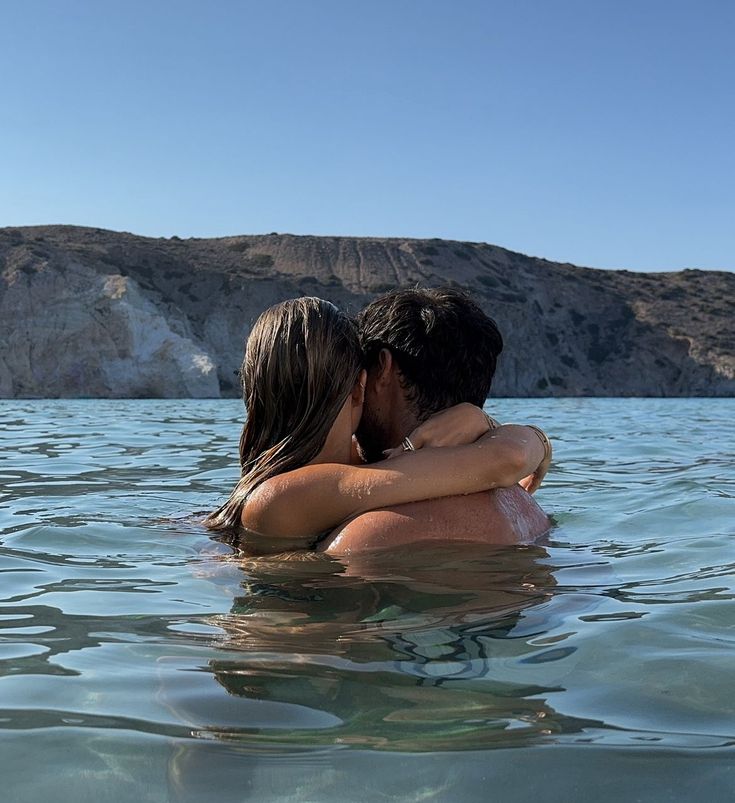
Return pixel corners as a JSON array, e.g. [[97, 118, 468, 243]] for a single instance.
[[356, 287, 504, 460]]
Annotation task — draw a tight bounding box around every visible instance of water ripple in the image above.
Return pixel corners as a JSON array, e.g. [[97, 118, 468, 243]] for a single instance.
[[1, 398, 734, 801]]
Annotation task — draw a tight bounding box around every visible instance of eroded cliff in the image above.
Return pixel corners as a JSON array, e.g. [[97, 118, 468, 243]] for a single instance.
[[1, 225, 732, 397]]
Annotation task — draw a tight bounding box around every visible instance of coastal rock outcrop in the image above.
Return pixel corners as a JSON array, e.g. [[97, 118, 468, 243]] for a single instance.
[[0, 242, 218, 397], [1, 225, 732, 397]]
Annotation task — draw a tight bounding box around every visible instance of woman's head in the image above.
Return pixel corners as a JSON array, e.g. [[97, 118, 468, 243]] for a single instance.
[[206, 297, 363, 533], [240, 297, 363, 463]]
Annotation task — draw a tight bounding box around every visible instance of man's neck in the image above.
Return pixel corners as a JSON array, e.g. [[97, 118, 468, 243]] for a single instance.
[[389, 408, 421, 446]]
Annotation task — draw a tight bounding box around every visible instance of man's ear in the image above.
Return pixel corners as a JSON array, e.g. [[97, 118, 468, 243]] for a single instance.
[[352, 369, 367, 407], [350, 368, 367, 432], [375, 348, 394, 387]]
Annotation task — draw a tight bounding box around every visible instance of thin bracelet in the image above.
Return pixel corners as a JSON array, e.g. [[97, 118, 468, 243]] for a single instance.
[[526, 424, 552, 462], [483, 412, 500, 430]]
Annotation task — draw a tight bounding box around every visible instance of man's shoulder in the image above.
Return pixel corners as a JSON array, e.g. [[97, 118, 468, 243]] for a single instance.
[[321, 487, 549, 555]]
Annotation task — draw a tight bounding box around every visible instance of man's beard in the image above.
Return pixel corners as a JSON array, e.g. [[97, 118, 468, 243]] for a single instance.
[[356, 404, 393, 463]]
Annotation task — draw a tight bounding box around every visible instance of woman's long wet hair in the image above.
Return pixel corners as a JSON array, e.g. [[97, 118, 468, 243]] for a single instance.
[[205, 297, 363, 533]]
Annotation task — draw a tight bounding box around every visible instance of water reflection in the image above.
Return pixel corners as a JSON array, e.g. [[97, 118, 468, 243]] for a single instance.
[[184, 544, 603, 752]]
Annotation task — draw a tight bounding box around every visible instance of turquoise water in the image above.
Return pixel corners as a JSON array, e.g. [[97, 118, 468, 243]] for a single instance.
[[0, 398, 734, 802]]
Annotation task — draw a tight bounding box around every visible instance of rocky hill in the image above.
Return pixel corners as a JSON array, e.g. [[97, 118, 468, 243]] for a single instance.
[[0, 225, 732, 397]]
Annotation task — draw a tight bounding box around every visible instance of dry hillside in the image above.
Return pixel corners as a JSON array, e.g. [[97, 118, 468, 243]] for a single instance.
[[0, 225, 732, 397]]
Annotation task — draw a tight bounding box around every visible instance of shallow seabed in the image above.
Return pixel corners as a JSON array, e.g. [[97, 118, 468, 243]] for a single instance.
[[0, 398, 733, 802]]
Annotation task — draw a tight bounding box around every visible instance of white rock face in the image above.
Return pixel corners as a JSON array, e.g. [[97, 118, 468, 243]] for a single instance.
[[0, 256, 219, 398], [96, 273, 218, 397]]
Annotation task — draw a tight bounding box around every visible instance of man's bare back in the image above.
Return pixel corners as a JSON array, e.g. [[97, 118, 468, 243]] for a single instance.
[[321, 485, 550, 555]]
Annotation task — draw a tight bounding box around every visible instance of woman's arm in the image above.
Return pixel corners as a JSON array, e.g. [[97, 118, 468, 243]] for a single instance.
[[382, 403, 496, 456], [389, 404, 552, 494], [241, 424, 546, 550]]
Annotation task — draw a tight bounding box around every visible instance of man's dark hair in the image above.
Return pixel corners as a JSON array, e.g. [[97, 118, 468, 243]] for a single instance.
[[357, 287, 504, 416]]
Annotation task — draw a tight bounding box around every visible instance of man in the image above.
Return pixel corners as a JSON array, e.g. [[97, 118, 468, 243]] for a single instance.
[[322, 287, 550, 555]]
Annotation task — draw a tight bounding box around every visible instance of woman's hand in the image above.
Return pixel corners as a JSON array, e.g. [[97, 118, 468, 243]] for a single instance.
[[518, 425, 552, 493], [383, 403, 499, 457], [385, 407, 552, 494]]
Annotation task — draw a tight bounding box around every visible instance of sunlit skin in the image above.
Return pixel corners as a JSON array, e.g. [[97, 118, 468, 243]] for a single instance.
[[240, 367, 548, 555], [320, 349, 550, 556]]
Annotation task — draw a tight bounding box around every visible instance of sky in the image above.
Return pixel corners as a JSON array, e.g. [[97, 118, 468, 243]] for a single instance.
[[1, 0, 732, 271]]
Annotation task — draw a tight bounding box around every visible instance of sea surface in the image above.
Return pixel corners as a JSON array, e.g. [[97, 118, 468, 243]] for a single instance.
[[0, 398, 733, 802]]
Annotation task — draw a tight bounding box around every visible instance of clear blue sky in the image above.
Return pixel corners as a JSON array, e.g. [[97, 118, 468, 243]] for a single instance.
[[1, 0, 732, 271]]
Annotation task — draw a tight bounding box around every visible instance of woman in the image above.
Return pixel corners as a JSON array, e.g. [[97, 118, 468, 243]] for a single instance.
[[205, 297, 550, 554]]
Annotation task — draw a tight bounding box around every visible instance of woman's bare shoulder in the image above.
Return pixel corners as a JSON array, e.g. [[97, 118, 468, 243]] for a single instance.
[[239, 462, 368, 536]]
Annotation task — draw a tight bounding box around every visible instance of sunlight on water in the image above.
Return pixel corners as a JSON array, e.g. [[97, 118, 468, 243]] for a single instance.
[[0, 399, 734, 802]]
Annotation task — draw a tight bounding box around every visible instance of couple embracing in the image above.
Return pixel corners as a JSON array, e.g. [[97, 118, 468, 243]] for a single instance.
[[206, 287, 551, 555]]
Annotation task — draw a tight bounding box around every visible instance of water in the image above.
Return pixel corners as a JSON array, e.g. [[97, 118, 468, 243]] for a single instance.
[[0, 398, 733, 802]]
